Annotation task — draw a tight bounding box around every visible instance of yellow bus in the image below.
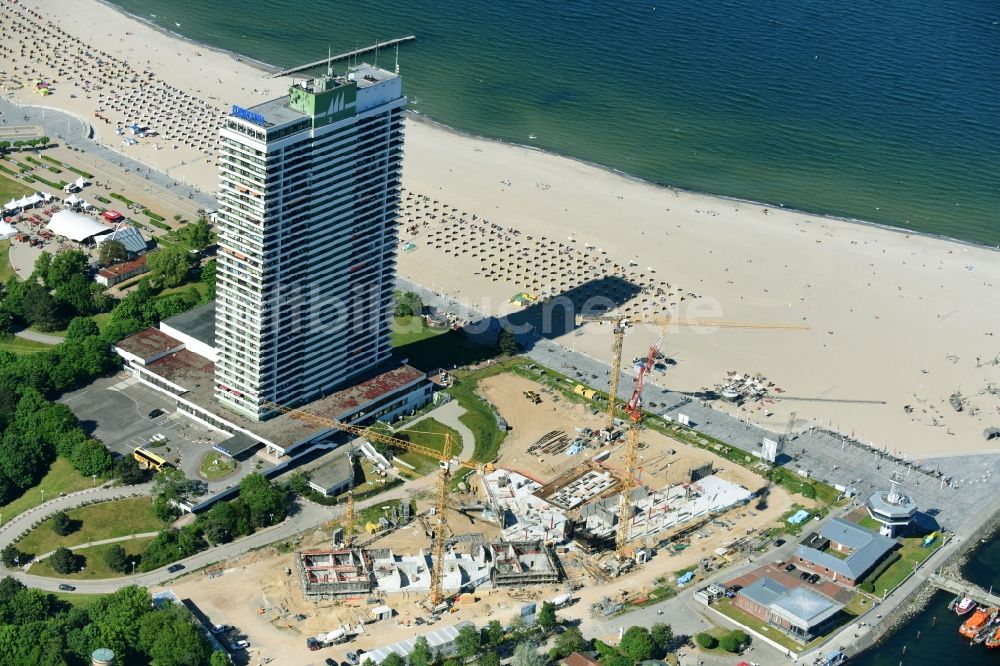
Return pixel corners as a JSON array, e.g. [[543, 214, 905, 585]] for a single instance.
[[133, 447, 170, 471]]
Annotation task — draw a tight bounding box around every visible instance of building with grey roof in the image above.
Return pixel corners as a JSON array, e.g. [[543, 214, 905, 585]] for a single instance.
[[794, 517, 897, 586], [735, 576, 844, 642], [363, 621, 473, 664]]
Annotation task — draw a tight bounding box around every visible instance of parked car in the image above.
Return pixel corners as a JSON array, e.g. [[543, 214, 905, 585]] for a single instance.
[[324, 660, 336, 666], [148, 408, 165, 419], [230, 640, 249, 650], [808, 574, 821, 584], [800, 572, 810, 580], [346, 652, 360, 665], [167, 564, 185, 573], [211, 624, 232, 635], [774, 538, 786, 547], [58, 584, 75, 591], [784, 563, 796, 572]]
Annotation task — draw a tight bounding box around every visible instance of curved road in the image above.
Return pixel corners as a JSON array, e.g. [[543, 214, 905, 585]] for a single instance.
[[0, 476, 434, 594]]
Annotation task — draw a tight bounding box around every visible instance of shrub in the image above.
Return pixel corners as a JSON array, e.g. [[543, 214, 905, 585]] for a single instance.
[[694, 633, 717, 650]]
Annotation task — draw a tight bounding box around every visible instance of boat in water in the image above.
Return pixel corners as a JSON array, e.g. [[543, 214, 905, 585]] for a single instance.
[[985, 625, 1000, 649], [973, 608, 1000, 643], [960, 606, 988, 638], [952, 595, 976, 615]]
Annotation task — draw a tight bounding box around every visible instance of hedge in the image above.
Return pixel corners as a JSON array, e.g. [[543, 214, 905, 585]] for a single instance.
[[860, 551, 902, 591], [41, 155, 62, 166], [95, 195, 111, 204], [110, 192, 136, 206], [67, 166, 94, 179]]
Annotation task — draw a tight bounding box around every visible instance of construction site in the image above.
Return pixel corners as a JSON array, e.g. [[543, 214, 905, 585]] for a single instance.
[[157, 316, 804, 662]]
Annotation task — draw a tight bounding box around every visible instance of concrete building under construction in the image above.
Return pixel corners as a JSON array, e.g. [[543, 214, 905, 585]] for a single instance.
[[296, 548, 372, 598], [296, 539, 559, 598], [488, 541, 561, 587]]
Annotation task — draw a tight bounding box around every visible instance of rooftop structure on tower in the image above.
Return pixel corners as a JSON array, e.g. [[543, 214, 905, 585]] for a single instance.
[[865, 480, 917, 537]]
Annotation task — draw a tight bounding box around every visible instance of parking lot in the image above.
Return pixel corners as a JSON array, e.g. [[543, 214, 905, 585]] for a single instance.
[[61, 374, 257, 490]]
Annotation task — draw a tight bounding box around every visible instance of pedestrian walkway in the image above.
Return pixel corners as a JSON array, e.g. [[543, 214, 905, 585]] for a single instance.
[[29, 531, 159, 567], [404, 400, 475, 460]]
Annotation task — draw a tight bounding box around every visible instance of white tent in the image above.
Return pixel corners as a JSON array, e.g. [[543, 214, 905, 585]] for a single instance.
[[3, 199, 17, 212], [64, 193, 82, 207], [80, 200, 94, 210], [47, 209, 111, 242], [12, 193, 43, 209], [95, 222, 147, 254], [74, 176, 88, 189], [0, 222, 16, 240]]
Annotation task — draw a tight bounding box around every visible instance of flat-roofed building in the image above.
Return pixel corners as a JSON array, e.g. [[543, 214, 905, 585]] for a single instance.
[[735, 576, 843, 642]]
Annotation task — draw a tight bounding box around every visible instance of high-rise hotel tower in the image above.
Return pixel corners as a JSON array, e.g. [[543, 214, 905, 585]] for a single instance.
[[214, 64, 405, 420]]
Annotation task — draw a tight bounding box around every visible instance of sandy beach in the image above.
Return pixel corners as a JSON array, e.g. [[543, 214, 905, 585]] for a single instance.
[[5, 0, 1000, 457]]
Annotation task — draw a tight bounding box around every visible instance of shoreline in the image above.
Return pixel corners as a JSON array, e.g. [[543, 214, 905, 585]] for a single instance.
[[95, 0, 999, 254]]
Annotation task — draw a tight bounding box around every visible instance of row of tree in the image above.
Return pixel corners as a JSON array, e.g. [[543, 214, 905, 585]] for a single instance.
[[0, 578, 227, 666], [0, 137, 50, 152]]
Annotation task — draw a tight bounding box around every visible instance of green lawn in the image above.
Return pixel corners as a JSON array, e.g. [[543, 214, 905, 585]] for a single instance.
[[391, 316, 447, 346], [844, 591, 876, 617], [0, 333, 55, 354], [857, 516, 881, 531], [0, 172, 32, 202], [0, 239, 16, 282], [15, 496, 162, 555], [396, 418, 462, 476], [155, 281, 208, 301], [92, 312, 112, 333], [51, 591, 108, 608], [28, 324, 66, 338], [30, 537, 154, 579], [199, 451, 237, 480], [0, 458, 95, 523], [393, 328, 498, 372], [446, 359, 522, 464], [867, 536, 941, 597]]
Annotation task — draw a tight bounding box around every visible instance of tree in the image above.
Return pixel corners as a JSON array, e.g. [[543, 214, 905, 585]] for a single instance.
[[394, 290, 423, 317], [65, 317, 100, 342], [455, 623, 481, 659], [601, 651, 633, 666], [47, 250, 89, 291], [49, 547, 78, 574], [54, 274, 96, 315], [99, 240, 128, 266], [511, 642, 545, 666], [694, 633, 716, 650], [484, 619, 505, 647], [497, 327, 519, 355], [187, 218, 212, 250], [718, 634, 741, 653], [620, 626, 654, 662], [32, 252, 52, 283], [51, 511, 75, 536], [20, 282, 62, 331], [210, 651, 231, 666], [478, 653, 500, 666], [1, 545, 32, 568], [650, 623, 673, 658], [553, 626, 587, 659], [147, 246, 195, 288], [152, 466, 194, 503], [381, 654, 405, 666], [69, 438, 113, 476], [238, 473, 288, 528], [103, 545, 129, 574], [94, 585, 154, 658], [137, 603, 212, 665], [408, 636, 433, 666], [536, 600, 557, 630]]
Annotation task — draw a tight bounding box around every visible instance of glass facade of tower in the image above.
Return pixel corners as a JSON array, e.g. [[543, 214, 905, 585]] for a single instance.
[[214, 66, 405, 420]]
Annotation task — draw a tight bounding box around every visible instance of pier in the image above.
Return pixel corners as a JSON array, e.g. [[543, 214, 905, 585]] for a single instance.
[[929, 572, 1000, 608], [269, 36, 416, 78]]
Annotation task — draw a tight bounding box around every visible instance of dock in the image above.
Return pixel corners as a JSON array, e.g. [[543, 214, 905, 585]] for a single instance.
[[929, 572, 1000, 608], [269, 36, 416, 78]]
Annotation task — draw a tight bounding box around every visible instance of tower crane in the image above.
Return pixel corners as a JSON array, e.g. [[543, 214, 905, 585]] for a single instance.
[[576, 314, 809, 431], [616, 333, 661, 559], [261, 400, 492, 606]]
